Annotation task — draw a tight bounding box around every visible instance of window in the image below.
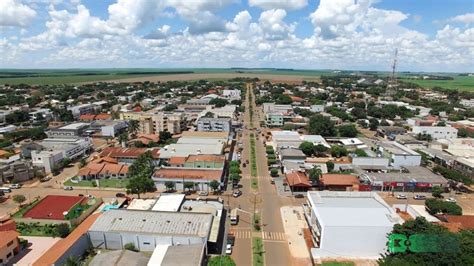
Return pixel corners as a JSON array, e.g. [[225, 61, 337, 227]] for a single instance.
[[143, 242, 150, 245]]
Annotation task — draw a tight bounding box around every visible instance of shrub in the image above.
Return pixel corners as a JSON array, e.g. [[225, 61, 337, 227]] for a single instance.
[[425, 199, 462, 216], [270, 168, 279, 177], [124, 243, 138, 252]]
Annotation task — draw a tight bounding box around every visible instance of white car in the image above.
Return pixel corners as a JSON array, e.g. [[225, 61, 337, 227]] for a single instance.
[[9, 184, 22, 189], [225, 244, 232, 255], [198, 191, 209, 196], [445, 197, 457, 203], [396, 194, 407, 199]]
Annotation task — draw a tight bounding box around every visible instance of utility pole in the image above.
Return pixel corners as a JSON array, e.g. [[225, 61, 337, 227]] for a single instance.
[[385, 48, 398, 97]]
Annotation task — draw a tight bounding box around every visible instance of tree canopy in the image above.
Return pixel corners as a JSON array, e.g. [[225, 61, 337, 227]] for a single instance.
[[308, 115, 336, 136]]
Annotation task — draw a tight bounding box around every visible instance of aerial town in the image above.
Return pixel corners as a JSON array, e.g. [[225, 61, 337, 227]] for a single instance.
[[1, 0, 473, 266], [0, 73, 472, 266]]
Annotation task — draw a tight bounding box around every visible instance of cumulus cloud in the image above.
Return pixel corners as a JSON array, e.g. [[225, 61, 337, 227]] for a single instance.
[[447, 13, 474, 24], [259, 9, 295, 40], [0, 0, 37, 27], [249, 0, 308, 10]]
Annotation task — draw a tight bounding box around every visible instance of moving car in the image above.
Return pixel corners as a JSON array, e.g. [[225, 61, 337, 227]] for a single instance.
[[225, 244, 232, 255], [63, 186, 73, 191], [413, 195, 426, 200], [232, 190, 242, 198], [115, 192, 126, 197], [445, 197, 457, 203], [9, 184, 22, 189], [40, 176, 52, 182], [396, 194, 407, 199], [230, 209, 239, 225], [294, 194, 304, 198]]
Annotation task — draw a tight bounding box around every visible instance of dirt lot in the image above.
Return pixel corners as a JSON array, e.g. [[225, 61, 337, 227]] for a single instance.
[[100, 73, 320, 84]]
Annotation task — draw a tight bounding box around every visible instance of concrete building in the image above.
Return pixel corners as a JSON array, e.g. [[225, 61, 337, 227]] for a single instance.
[[120, 112, 186, 135], [412, 126, 458, 140], [453, 158, 474, 179], [265, 112, 284, 127], [0, 161, 35, 184], [40, 137, 92, 160], [68, 103, 99, 118], [0, 231, 19, 265], [153, 168, 224, 191], [222, 89, 241, 100], [460, 99, 474, 108], [29, 108, 52, 122], [303, 191, 403, 259], [88, 209, 213, 252], [310, 105, 324, 113], [377, 141, 421, 169], [46, 123, 90, 138], [197, 117, 231, 132], [31, 150, 63, 174], [89, 120, 127, 137]]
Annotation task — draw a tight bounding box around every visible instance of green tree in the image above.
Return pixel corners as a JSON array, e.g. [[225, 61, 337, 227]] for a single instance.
[[354, 149, 368, 157], [61, 158, 72, 168], [159, 131, 172, 143], [308, 166, 322, 185], [79, 158, 87, 168], [326, 161, 334, 172], [184, 182, 195, 192], [12, 194, 26, 206], [126, 176, 157, 198], [369, 118, 379, 131], [299, 141, 315, 157], [163, 104, 177, 111], [425, 198, 462, 215], [270, 168, 279, 177], [127, 120, 139, 137], [330, 145, 348, 157], [162, 181, 174, 192], [64, 255, 81, 266], [209, 98, 229, 107], [308, 114, 336, 136], [208, 256, 236, 266], [54, 223, 70, 238], [314, 144, 328, 157], [124, 243, 138, 252], [431, 186, 443, 198], [203, 111, 215, 118], [338, 124, 358, 137], [209, 180, 220, 192]]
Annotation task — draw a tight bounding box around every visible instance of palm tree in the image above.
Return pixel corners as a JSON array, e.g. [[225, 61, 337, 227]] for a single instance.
[[128, 120, 139, 137], [308, 166, 322, 186], [118, 133, 129, 148]]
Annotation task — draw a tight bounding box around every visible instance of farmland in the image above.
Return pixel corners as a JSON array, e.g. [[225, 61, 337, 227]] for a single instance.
[[400, 76, 474, 91]]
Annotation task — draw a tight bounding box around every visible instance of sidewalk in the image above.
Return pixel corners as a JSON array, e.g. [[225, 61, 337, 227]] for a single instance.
[[281, 206, 311, 264]]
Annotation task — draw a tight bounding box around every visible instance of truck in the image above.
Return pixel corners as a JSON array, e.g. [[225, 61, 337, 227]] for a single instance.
[[230, 209, 239, 225]]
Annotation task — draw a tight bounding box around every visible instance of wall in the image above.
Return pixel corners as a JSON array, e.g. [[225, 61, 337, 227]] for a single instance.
[[352, 157, 389, 167], [54, 234, 91, 266], [391, 154, 421, 169]]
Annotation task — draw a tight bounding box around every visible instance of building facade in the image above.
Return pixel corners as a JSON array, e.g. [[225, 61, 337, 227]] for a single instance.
[[197, 117, 231, 132]]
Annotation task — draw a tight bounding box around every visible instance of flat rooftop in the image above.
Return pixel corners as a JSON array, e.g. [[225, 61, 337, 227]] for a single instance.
[[152, 194, 185, 212], [307, 191, 402, 227], [362, 166, 448, 184], [89, 209, 213, 238], [58, 123, 90, 130]]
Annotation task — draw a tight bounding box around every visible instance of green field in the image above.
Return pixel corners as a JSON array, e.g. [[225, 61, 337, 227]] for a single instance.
[[0, 74, 161, 85], [400, 76, 474, 91]]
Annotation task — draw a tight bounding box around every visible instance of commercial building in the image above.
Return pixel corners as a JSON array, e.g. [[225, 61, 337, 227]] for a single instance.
[[197, 117, 231, 132], [68, 103, 99, 118], [376, 141, 421, 169], [222, 89, 241, 100], [265, 112, 284, 127], [148, 243, 205, 266], [153, 168, 224, 191], [99, 147, 160, 165], [88, 209, 213, 252], [31, 150, 63, 174], [319, 174, 360, 191], [453, 158, 474, 179], [303, 191, 403, 259], [88, 120, 127, 137], [412, 126, 458, 140], [358, 166, 448, 191], [46, 123, 90, 139], [0, 231, 19, 265]]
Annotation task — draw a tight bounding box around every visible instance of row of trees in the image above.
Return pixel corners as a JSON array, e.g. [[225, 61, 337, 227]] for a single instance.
[[307, 115, 358, 137]]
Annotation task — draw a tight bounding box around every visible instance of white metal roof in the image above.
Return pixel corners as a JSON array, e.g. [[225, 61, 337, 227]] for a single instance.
[[152, 194, 185, 212]]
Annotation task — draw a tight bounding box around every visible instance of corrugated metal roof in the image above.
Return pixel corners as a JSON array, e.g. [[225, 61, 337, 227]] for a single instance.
[[89, 209, 213, 238]]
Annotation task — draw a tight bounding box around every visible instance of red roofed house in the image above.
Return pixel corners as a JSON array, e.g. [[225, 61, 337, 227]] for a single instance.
[[320, 174, 360, 191], [285, 171, 312, 192], [99, 147, 159, 164], [0, 231, 19, 265], [23, 195, 85, 220], [153, 168, 223, 192], [129, 134, 160, 146], [78, 162, 129, 180]]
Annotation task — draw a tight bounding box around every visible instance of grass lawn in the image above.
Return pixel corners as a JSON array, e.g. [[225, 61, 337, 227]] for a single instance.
[[64, 178, 129, 188], [12, 199, 41, 218], [249, 135, 258, 189], [400, 76, 474, 91], [322, 261, 355, 266], [252, 237, 265, 266]]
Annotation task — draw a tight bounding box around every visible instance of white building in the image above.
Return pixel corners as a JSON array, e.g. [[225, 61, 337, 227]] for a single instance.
[[304, 191, 402, 260], [222, 89, 241, 100], [197, 117, 231, 132], [378, 141, 421, 169], [31, 150, 63, 174], [412, 126, 458, 140], [460, 99, 474, 108], [310, 105, 324, 113], [68, 103, 98, 118]]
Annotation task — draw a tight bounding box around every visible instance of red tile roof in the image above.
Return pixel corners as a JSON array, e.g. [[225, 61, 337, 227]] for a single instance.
[[94, 113, 112, 120], [100, 147, 159, 159], [23, 195, 85, 220], [285, 171, 311, 187], [154, 168, 222, 181], [79, 114, 96, 121], [320, 174, 360, 186], [169, 156, 187, 165]]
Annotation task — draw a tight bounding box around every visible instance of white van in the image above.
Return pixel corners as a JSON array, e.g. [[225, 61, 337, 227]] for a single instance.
[[230, 209, 239, 225], [0, 187, 12, 193]]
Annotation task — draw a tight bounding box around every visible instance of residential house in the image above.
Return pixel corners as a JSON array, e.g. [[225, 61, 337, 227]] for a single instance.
[[0, 231, 19, 265]]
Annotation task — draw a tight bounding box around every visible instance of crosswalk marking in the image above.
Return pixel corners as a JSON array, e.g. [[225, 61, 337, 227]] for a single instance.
[[262, 231, 287, 241], [242, 175, 271, 180], [234, 231, 252, 239]]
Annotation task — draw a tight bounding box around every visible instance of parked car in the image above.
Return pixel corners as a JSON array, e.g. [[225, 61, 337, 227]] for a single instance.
[[232, 190, 242, 198], [413, 195, 426, 200], [198, 191, 209, 196], [225, 244, 233, 255], [396, 194, 407, 199], [242, 163, 246, 168], [115, 192, 126, 197], [445, 197, 457, 203], [40, 176, 52, 182], [9, 184, 22, 189], [294, 194, 304, 198], [63, 186, 73, 191], [270, 179, 275, 184]]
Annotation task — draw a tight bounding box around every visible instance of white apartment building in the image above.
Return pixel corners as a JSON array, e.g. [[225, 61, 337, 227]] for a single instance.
[[222, 89, 241, 100], [412, 126, 458, 140], [121, 112, 186, 134], [197, 117, 231, 132]]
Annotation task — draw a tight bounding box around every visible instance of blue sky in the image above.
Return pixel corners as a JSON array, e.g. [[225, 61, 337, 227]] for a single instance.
[[0, 0, 473, 72]]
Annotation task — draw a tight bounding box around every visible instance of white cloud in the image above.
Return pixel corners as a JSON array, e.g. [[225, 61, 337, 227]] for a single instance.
[[258, 9, 295, 40], [249, 0, 308, 10], [0, 0, 37, 27], [447, 13, 474, 24]]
